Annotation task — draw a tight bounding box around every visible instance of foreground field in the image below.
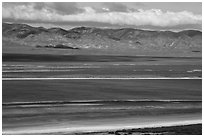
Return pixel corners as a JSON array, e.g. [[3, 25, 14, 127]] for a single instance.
[[2, 79, 201, 134], [2, 79, 201, 102], [78, 124, 202, 135]]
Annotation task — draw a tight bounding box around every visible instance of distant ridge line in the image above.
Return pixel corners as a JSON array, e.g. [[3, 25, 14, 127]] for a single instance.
[[3, 22, 202, 33]]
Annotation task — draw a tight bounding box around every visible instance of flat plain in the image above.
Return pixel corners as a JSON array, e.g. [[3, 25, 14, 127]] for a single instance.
[[3, 53, 201, 78]]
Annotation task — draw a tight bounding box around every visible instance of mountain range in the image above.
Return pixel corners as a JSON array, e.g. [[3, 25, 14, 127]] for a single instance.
[[2, 22, 202, 56]]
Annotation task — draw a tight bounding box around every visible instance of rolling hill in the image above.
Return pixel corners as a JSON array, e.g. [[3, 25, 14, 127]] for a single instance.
[[2, 22, 202, 56]]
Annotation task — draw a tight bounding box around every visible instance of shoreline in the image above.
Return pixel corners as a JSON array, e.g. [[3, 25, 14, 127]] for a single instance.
[[3, 119, 201, 135], [2, 77, 202, 80]]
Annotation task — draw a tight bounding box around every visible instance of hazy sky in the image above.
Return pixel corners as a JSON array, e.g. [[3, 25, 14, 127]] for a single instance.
[[2, 2, 202, 30]]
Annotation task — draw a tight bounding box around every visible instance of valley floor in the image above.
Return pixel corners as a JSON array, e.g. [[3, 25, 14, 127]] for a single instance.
[[2, 51, 202, 135]]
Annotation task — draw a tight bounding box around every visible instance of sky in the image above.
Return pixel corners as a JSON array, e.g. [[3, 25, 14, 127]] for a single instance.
[[2, 2, 202, 31]]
